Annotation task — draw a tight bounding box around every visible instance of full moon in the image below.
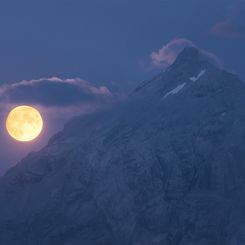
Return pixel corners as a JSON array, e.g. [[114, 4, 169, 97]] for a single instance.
[[6, 105, 43, 142]]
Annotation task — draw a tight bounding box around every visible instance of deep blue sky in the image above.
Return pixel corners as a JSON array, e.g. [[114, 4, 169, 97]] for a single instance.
[[0, 0, 244, 87], [0, 0, 244, 174]]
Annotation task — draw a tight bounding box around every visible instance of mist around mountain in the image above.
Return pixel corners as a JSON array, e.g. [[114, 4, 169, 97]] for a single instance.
[[1, 47, 245, 245]]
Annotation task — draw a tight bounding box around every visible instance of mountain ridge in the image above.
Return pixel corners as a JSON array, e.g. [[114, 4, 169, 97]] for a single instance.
[[1, 47, 245, 245]]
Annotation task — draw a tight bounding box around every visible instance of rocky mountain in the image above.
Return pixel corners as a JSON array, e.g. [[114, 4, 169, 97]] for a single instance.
[[1, 47, 245, 244]]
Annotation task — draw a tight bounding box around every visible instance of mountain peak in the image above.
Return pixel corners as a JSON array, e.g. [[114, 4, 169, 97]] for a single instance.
[[133, 47, 216, 96], [172, 47, 213, 69], [132, 46, 240, 98], [175, 47, 200, 62], [172, 46, 221, 70]]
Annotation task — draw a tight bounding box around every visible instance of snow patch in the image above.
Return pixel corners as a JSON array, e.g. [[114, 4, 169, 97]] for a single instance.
[[190, 69, 206, 82], [163, 83, 186, 98]]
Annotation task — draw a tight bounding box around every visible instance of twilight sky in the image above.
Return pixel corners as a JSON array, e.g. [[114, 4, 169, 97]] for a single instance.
[[0, 0, 245, 174]]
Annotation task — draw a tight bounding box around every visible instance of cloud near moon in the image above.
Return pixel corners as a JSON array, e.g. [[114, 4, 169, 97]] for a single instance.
[[0, 77, 112, 107]]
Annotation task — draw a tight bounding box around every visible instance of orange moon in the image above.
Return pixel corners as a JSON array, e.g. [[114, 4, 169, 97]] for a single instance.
[[6, 105, 43, 142]]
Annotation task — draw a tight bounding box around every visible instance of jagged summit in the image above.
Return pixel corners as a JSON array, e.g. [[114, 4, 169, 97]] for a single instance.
[[174, 46, 200, 62], [133, 47, 238, 99], [172, 46, 220, 70], [133, 47, 210, 95]]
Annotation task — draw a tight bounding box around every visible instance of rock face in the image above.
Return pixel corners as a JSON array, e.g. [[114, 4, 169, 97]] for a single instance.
[[1, 47, 245, 245]]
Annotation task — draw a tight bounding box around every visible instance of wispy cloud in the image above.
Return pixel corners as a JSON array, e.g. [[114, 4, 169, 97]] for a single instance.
[[210, 20, 242, 38], [147, 38, 222, 70], [210, 1, 245, 39]]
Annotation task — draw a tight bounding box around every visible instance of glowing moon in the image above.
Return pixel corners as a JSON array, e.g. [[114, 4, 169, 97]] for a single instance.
[[6, 105, 43, 142]]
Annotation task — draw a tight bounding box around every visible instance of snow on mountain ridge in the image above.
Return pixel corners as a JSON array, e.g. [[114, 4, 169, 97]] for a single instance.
[[190, 69, 206, 82], [163, 83, 186, 98]]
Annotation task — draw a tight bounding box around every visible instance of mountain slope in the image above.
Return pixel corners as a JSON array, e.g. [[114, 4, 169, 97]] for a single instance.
[[1, 47, 245, 245]]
